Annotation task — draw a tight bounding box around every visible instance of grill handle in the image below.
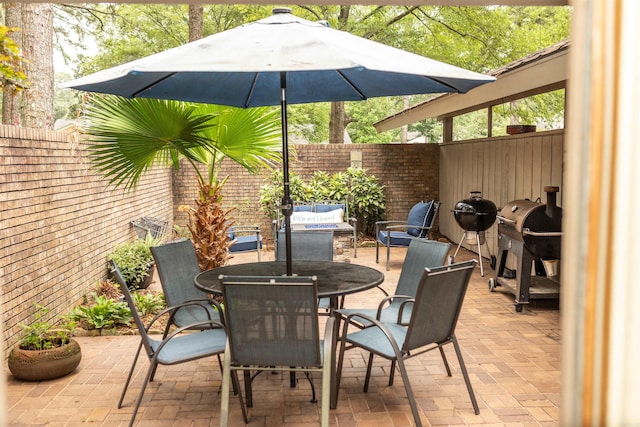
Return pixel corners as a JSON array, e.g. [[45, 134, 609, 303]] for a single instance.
[[522, 228, 563, 237], [452, 209, 492, 215], [496, 215, 516, 224]]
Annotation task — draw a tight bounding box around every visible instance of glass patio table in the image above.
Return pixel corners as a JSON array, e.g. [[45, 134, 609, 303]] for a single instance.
[[194, 260, 384, 305], [194, 260, 384, 409]]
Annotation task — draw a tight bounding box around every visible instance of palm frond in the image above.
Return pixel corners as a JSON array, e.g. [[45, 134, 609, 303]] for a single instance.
[[192, 104, 283, 175], [82, 96, 217, 190]]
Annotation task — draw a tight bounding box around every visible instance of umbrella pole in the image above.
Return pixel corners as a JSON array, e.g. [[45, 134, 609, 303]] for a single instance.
[[280, 72, 293, 276]]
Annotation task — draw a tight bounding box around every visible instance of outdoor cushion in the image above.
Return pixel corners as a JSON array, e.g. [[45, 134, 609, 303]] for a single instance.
[[406, 200, 434, 238], [291, 209, 344, 224], [315, 203, 345, 213], [229, 234, 262, 253], [293, 204, 313, 212], [377, 230, 414, 247]]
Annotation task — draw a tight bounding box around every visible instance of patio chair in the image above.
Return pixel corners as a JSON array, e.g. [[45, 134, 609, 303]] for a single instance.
[[110, 260, 228, 427], [335, 260, 480, 427], [337, 238, 451, 329], [276, 230, 333, 262], [150, 238, 221, 332], [376, 200, 441, 270], [219, 275, 334, 427], [276, 231, 339, 309], [228, 225, 262, 261]]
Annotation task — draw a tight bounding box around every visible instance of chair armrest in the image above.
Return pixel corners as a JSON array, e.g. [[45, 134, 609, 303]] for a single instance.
[[375, 221, 406, 233], [396, 298, 415, 326], [339, 312, 403, 356], [375, 220, 405, 226], [231, 225, 261, 235], [382, 223, 433, 232], [375, 294, 412, 319], [154, 319, 226, 353], [147, 299, 223, 330]]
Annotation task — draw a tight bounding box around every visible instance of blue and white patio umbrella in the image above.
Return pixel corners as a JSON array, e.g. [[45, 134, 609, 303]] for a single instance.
[[63, 7, 495, 275]]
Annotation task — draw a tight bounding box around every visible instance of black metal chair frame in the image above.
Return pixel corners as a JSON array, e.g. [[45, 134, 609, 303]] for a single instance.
[[110, 260, 228, 427], [335, 260, 480, 427], [219, 275, 334, 427]]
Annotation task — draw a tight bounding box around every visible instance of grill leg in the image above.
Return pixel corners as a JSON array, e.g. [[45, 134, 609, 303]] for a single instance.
[[476, 234, 485, 277], [453, 232, 467, 259]]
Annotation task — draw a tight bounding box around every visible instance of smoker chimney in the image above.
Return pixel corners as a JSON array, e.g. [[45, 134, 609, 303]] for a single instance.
[[544, 186, 560, 219]]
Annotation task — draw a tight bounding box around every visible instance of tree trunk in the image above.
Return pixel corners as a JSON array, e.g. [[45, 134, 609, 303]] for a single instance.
[[2, 3, 22, 125], [20, 3, 54, 129], [188, 5, 204, 42], [329, 101, 345, 144], [327, 6, 351, 145]]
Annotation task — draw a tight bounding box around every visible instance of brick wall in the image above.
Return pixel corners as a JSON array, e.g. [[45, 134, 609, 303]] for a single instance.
[[173, 143, 440, 241], [1, 126, 173, 350], [1, 130, 438, 352]]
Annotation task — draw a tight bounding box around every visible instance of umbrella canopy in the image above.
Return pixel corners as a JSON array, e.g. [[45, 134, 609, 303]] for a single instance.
[[64, 8, 494, 105], [63, 7, 495, 274]]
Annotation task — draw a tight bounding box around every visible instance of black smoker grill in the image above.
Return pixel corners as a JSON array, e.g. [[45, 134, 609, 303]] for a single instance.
[[452, 191, 498, 276], [489, 186, 562, 312]]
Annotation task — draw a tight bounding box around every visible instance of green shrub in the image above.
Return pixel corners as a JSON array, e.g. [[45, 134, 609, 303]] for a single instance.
[[259, 167, 386, 236], [69, 293, 131, 331], [345, 168, 386, 235], [259, 170, 310, 221], [107, 236, 159, 289], [133, 292, 165, 317]]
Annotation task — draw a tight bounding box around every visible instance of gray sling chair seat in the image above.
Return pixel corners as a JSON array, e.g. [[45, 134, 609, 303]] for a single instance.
[[110, 260, 229, 427], [150, 238, 221, 332], [335, 260, 480, 427], [337, 239, 451, 329], [219, 275, 334, 427]]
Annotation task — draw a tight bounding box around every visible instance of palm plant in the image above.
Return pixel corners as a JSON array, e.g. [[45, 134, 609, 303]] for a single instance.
[[81, 95, 282, 269]]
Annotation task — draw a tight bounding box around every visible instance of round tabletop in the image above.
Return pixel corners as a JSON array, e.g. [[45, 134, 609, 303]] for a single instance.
[[194, 260, 384, 298]]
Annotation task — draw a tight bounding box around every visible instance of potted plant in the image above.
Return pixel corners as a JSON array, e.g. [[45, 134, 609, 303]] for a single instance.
[[8, 304, 82, 381], [107, 236, 159, 290]]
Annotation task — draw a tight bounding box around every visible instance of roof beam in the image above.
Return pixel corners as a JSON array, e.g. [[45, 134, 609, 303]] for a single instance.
[[374, 48, 569, 132]]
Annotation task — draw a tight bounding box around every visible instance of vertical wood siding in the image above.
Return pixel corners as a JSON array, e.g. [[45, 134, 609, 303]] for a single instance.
[[440, 130, 564, 259]]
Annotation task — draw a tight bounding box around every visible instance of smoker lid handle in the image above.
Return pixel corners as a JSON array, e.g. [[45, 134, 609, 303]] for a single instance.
[[522, 228, 563, 237], [496, 215, 516, 224]]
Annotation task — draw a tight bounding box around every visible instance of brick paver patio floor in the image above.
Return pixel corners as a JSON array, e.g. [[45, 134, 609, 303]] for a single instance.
[[5, 244, 560, 426]]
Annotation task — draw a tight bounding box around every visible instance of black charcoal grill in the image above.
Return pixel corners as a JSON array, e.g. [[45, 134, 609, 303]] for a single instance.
[[489, 186, 562, 312], [452, 191, 498, 276]]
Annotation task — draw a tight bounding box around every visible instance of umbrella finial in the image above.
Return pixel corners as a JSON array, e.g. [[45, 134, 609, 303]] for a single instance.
[[272, 7, 292, 15]]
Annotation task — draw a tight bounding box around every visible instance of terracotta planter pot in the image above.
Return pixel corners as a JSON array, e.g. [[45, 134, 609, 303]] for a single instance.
[[8, 339, 82, 381]]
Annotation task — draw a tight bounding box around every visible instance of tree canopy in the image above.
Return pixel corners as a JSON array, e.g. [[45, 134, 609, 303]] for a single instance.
[[55, 4, 571, 142]]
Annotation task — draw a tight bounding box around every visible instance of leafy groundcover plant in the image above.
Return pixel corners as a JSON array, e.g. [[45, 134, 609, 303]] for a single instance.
[[17, 303, 76, 350]]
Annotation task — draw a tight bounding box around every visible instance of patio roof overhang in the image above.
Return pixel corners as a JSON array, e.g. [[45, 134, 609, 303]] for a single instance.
[[374, 39, 570, 133]]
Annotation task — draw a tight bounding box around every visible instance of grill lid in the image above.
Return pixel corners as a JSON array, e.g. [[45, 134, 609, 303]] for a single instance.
[[498, 186, 562, 259], [453, 191, 497, 232]]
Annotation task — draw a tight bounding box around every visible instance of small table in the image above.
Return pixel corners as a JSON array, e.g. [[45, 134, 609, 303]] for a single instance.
[[194, 260, 384, 409], [194, 260, 382, 301]]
